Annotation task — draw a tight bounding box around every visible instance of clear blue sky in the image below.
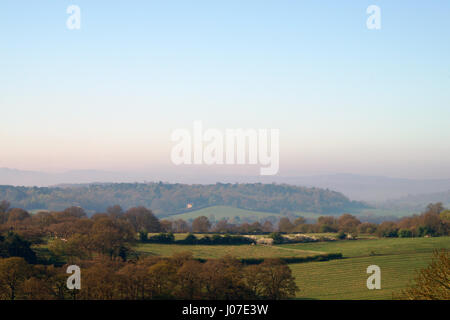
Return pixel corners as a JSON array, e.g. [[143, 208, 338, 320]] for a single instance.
[[1, 1, 449, 178]]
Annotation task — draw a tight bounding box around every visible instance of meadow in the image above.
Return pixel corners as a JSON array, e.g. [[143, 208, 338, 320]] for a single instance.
[[135, 242, 322, 259], [164, 205, 324, 221], [280, 236, 450, 258], [165, 205, 281, 221], [136, 236, 449, 299], [286, 236, 449, 299], [291, 252, 435, 299]]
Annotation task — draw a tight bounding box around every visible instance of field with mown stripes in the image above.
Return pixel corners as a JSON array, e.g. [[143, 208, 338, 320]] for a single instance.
[[291, 252, 434, 299], [280, 236, 450, 258], [287, 236, 449, 299], [134, 236, 449, 299]]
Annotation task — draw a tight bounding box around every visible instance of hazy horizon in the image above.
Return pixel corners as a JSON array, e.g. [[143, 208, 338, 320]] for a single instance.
[[3, 167, 450, 203]]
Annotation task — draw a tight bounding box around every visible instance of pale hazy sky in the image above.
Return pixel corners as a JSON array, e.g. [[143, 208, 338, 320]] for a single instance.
[[1, 1, 450, 179]]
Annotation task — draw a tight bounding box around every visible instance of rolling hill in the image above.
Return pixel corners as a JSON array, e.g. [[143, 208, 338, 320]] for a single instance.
[[0, 182, 369, 216]]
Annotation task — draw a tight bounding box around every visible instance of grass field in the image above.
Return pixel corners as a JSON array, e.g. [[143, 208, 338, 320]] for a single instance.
[[291, 252, 435, 299], [165, 205, 322, 221], [135, 243, 322, 259], [280, 236, 450, 258], [165, 205, 281, 221], [135, 236, 449, 299], [285, 236, 449, 299]]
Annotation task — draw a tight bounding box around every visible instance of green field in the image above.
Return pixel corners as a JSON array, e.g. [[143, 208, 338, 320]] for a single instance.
[[291, 252, 435, 299], [135, 236, 449, 299], [165, 206, 281, 221], [135, 243, 322, 259], [164, 205, 323, 221], [284, 236, 449, 299], [280, 236, 450, 258]]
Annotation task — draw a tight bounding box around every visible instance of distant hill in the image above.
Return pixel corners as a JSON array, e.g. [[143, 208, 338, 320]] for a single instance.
[[0, 183, 369, 216], [263, 174, 450, 202], [379, 190, 450, 213], [3, 168, 450, 202]]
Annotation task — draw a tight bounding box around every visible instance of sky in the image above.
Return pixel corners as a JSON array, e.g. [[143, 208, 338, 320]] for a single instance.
[[1, 1, 450, 179]]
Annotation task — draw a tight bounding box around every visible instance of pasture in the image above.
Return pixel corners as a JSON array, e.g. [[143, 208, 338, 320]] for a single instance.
[[291, 252, 435, 299], [286, 236, 449, 299], [135, 236, 449, 299], [280, 236, 450, 258], [164, 205, 281, 221], [135, 243, 322, 259]]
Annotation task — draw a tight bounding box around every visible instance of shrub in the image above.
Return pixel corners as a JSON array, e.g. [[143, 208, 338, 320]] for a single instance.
[[399, 229, 413, 238], [320, 225, 337, 233], [417, 226, 435, 237], [268, 232, 284, 244], [336, 231, 346, 240], [179, 234, 255, 245], [179, 233, 198, 244], [139, 231, 148, 242], [377, 222, 399, 238], [147, 232, 175, 244]]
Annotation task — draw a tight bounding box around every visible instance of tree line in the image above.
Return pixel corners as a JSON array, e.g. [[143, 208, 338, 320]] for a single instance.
[[274, 203, 449, 238], [0, 201, 448, 253], [0, 254, 298, 300]]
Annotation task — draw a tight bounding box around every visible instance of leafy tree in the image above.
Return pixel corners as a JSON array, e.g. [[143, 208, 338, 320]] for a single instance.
[[440, 210, 450, 222], [106, 205, 124, 218], [172, 219, 189, 233], [192, 216, 211, 233], [7, 208, 31, 226], [317, 216, 338, 233], [200, 256, 248, 300], [377, 221, 399, 237], [124, 207, 161, 233], [403, 249, 449, 300], [337, 214, 361, 233], [0, 232, 37, 264], [176, 259, 203, 299], [160, 219, 173, 232], [0, 257, 31, 300], [262, 221, 273, 232], [214, 219, 234, 233], [357, 222, 378, 234], [147, 260, 177, 299], [269, 232, 284, 244], [90, 217, 135, 259], [249, 259, 299, 299], [278, 217, 294, 233]]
